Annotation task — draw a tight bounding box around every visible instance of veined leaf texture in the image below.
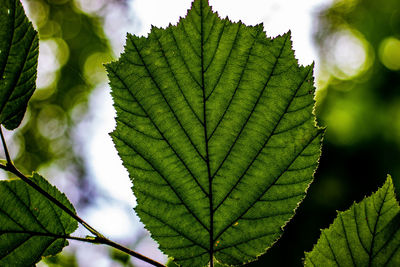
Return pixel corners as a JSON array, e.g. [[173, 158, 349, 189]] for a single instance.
[[107, 0, 323, 265], [0, 0, 38, 130], [305, 176, 400, 267], [0, 173, 77, 266]]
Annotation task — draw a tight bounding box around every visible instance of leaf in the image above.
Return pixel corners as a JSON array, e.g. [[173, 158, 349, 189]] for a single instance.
[[0, 0, 39, 130], [0, 173, 78, 266], [305, 176, 400, 267], [107, 0, 323, 265]]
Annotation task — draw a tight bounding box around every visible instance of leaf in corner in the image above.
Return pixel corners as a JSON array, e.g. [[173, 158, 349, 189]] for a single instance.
[[107, 0, 323, 265], [0, 0, 39, 130], [0, 173, 78, 266], [305, 176, 400, 267]]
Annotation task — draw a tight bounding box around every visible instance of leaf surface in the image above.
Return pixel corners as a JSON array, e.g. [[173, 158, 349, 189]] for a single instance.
[[305, 176, 400, 267], [107, 0, 322, 265], [0, 0, 38, 130], [0, 173, 77, 266]]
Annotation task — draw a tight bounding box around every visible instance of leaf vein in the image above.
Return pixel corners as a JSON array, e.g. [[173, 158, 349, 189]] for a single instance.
[[113, 134, 209, 232], [353, 205, 370, 254], [0, 32, 36, 116], [117, 118, 163, 140], [0, 1, 15, 78], [241, 211, 292, 221], [368, 183, 391, 266], [135, 187, 182, 206], [108, 62, 209, 196], [213, 66, 312, 211], [168, 27, 202, 88], [137, 208, 208, 251], [214, 130, 321, 240], [0, 235, 33, 260], [207, 26, 263, 141], [259, 192, 305, 202], [205, 23, 241, 100], [211, 33, 290, 179], [181, 21, 201, 58], [128, 35, 207, 162], [322, 231, 340, 266], [214, 231, 275, 252], [154, 31, 204, 126], [339, 213, 357, 266], [3, 183, 49, 233]]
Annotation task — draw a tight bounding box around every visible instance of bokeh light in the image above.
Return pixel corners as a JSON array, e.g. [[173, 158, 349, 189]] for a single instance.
[[379, 36, 400, 71], [326, 28, 373, 80]]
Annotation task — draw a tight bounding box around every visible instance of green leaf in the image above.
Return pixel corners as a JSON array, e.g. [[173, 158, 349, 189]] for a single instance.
[[107, 0, 323, 265], [0, 173, 78, 266], [0, 0, 39, 130], [305, 176, 400, 267]]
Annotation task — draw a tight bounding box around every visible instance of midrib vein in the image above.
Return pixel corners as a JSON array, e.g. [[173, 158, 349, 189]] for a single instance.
[[198, 0, 214, 265]]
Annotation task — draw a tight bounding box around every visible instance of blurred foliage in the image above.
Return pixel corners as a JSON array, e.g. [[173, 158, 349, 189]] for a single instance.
[[12, 0, 114, 206], [110, 248, 135, 267], [43, 251, 79, 267], [313, 0, 400, 198], [248, 0, 400, 266]]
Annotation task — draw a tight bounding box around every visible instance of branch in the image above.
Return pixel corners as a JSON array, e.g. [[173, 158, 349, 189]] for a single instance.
[[0, 127, 11, 163]]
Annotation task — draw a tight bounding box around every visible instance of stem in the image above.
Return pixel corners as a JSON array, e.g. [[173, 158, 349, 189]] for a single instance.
[[0, 127, 11, 164], [96, 237, 165, 267], [0, 126, 165, 267]]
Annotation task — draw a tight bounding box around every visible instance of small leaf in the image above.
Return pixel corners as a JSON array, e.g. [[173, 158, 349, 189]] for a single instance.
[[305, 176, 400, 267], [0, 173, 78, 266], [0, 0, 39, 130], [107, 0, 322, 265]]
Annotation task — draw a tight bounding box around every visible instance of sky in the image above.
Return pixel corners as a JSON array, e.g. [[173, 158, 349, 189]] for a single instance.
[[81, 0, 333, 266], [131, 0, 332, 65]]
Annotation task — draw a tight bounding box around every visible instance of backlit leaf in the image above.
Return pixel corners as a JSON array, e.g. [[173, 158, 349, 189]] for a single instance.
[[0, 0, 38, 130], [305, 176, 400, 267], [0, 173, 77, 266], [107, 0, 323, 265]]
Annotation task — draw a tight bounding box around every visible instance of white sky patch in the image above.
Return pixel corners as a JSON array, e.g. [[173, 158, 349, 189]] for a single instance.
[[131, 0, 333, 66], [86, 86, 135, 206], [83, 201, 139, 239], [82, 85, 166, 264]]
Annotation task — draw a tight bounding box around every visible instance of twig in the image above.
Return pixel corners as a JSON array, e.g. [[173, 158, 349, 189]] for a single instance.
[[0, 127, 11, 164]]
